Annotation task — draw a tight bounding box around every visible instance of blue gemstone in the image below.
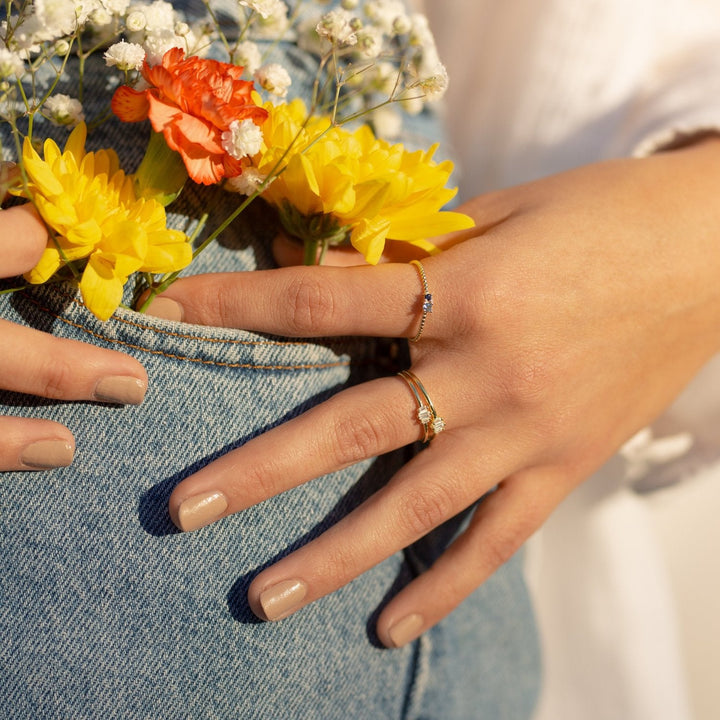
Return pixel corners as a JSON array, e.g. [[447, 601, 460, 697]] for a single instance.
[[423, 294, 433, 313]]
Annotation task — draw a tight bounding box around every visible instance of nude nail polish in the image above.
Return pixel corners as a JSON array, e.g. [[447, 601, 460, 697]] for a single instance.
[[145, 297, 184, 322], [94, 376, 147, 405], [259, 579, 308, 621], [20, 439, 74, 469], [387, 613, 423, 648], [177, 491, 228, 531]]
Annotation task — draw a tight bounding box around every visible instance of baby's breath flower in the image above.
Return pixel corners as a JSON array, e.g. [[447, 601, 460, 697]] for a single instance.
[[129, 0, 175, 34], [125, 10, 146, 32], [174, 22, 190, 37], [0, 48, 25, 79], [408, 12, 435, 48], [232, 41, 262, 76], [143, 32, 184, 66], [400, 93, 424, 116], [104, 40, 145, 71], [392, 14, 411, 36], [417, 61, 448, 101], [254, 62, 291, 98], [341, 0, 359, 9], [364, 0, 408, 35], [239, 0, 286, 20], [354, 26, 383, 59], [368, 61, 398, 95], [44, 94, 85, 126], [225, 166, 268, 196], [221, 118, 263, 160], [316, 9, 358, 46], [252, 5, 290, 39], [371, 105, 402, 140], [90, 7, 113, 27], [100, 0, 130, 14]]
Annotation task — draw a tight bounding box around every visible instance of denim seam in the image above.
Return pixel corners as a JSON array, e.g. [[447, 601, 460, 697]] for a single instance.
[[42, 288, 322, 348], [20, 292, 354, 370], [400, 633, 432, 720]]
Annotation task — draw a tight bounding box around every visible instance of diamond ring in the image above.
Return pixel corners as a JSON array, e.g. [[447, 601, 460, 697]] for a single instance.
[[398, 369, 446, 443]]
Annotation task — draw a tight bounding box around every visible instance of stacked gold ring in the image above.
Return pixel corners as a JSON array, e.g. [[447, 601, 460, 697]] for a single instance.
[[398, 369, 446, 443]]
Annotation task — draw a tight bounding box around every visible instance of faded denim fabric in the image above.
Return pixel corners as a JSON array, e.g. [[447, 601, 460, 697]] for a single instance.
[[0, 2, 540, 716]]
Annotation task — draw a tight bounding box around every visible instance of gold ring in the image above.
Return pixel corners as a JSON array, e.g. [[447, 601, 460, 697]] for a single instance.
[[409, 260, 433, 342], [398, 369, 446, 443]]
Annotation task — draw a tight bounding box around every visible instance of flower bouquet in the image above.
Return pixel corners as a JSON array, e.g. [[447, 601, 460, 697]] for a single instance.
[[1, 0, 473, 320]]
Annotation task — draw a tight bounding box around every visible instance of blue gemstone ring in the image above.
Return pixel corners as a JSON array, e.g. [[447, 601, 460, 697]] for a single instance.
[[409, 259, 433, 342]]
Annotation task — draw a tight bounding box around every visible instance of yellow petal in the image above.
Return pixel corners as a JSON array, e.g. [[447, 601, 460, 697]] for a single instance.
[[24, 247, 62, 284], [79, 255, 125, 321], [350, 216, 391, 265]]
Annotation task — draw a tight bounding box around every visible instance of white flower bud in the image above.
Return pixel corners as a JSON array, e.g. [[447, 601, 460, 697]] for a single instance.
[[174, 21, 190, 37], [125, 10, 146, 32], [54, 39, 71, 56]]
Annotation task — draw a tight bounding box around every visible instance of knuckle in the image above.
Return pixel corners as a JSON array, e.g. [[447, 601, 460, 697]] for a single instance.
[[315, 542, 359, 584], [397, 484, 454, 539], [196, 283, 239, 328], [330, 411, 385, 466], [39, 359, 76, 400], [483, 526, 525, 570], [284, 275, 337, 334]]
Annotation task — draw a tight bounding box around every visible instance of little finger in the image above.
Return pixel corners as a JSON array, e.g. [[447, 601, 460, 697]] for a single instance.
[[376, 465, 573, 647]]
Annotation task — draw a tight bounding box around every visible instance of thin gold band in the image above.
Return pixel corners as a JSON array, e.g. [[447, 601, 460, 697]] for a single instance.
[[398, 369, 446, 443], [409, 260, 433, 342]]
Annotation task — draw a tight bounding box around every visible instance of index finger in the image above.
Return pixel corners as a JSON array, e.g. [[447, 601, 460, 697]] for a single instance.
[[1, 205, 48, 278], [145, 263, 437, 340]]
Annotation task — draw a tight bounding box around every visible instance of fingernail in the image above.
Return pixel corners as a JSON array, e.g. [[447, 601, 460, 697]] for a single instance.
[[20, 439, 74, 469], [94, 376, 146, 405], [387, 613, 424, 648], [145, 297, 184, 322], [259, 579, 308, 621], [177, 491, 228, 531]]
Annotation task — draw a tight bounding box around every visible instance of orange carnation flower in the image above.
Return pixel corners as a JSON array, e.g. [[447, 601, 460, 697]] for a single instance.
[[111, 47, 268, 185]]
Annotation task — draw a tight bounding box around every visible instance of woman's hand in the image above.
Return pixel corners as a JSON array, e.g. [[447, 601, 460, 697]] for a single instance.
[[148, 139, 720, 647], [0, 204, 148, 471]]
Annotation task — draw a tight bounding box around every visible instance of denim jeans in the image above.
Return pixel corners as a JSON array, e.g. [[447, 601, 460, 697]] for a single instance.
[[0, 4, 541, 716]]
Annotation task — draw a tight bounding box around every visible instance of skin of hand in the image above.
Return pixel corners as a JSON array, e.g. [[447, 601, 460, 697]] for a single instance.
[[147, 138, 720, 648], [0, 204, 148, 471]]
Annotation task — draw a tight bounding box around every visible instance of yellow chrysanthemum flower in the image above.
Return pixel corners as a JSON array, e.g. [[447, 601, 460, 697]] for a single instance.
[[15, 123, 191, 320], [254, 99, 474, 264]]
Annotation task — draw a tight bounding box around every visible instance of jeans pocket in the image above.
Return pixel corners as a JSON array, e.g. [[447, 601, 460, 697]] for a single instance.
[[0, 283, 421, 719]]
